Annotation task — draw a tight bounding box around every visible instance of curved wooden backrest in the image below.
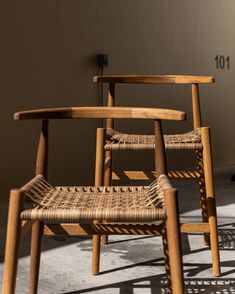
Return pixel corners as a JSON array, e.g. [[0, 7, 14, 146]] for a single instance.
[[14, 106, 186, 121], [93, 75, 215, 84]]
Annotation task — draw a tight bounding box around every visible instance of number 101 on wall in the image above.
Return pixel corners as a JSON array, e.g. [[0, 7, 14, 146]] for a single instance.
[[215, 55, 230, 69]]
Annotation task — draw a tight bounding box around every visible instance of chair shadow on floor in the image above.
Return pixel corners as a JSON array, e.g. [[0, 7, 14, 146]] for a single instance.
[[218, 223, 235, 250], [61, 225, 235, 294], [61, 276, 235, 294], [1, 220, 234, 293]]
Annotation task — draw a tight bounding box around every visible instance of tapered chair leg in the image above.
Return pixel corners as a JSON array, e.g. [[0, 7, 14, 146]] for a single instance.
[[92, 235, 101, 275], [2, 189, 23, 294], [201, 127, 221, 277], [92, 128, 105, 275], [162, 227, 171, 291], [29, 221, 44, 294], [196, 150, 210, 246], [101, 149, 112, 246], [165, 189, 184, 294]]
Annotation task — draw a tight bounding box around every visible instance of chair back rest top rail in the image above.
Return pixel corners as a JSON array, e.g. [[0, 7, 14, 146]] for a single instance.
[[14, 106, 186, 121], [93, 75, 214, 84]]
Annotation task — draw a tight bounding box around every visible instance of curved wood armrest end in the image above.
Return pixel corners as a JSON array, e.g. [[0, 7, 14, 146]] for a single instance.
[[14, 107, 73, 120]]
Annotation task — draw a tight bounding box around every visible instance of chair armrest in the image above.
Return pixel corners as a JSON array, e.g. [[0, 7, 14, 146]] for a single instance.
[[14, 106, 186, 121], [93, 75, 215, 84], [14, 107, 74, 120]]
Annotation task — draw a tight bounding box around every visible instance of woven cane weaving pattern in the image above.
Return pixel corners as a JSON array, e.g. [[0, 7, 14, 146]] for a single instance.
[[20, 175, 167, 221], [105, 128, 201, 151], [22, 175, 165, 210]]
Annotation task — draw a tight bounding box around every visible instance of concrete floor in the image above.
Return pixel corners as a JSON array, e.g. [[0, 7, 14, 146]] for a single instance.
[[0, 166, 235, 293]]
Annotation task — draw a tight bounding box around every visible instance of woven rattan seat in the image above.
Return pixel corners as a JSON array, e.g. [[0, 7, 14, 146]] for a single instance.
[[106, 128, 202, 150], [20, 175, 166, 221]]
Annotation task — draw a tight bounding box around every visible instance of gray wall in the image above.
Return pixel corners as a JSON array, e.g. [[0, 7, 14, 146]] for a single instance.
[[0, 1, 234, 191]]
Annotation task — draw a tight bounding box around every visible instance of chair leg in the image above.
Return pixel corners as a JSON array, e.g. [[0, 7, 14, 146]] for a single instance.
[[165, 189, 184, 294], [196, 150, 210, 246], [162, 227, 171, 292], [101, 235, 108, 245], [92, 128, 105, 275], [102, 149, 112, 246], [2, 189, 23, 294], [29, 221, 44, 294], [92, 235, 101, 275], [201, 127, 221, 277]]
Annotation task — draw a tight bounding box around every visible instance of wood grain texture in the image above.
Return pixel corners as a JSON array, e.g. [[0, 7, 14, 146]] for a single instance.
[[29, 221, 44, 294], [93, 75, 215, 84], [192, 83, 202, 128], [21, 221, 34, 237], [201, 127, 221, 277], [164, 188, 184, 293], [14, 106, 186, 121], [155, 120, 167, 177], [2, 190, 23, 294], [35, 120, 48, 178]]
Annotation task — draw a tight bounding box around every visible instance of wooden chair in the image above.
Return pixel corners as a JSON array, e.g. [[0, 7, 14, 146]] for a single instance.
[[2, 106, 185, 294], [93, 75, 221, 277]]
